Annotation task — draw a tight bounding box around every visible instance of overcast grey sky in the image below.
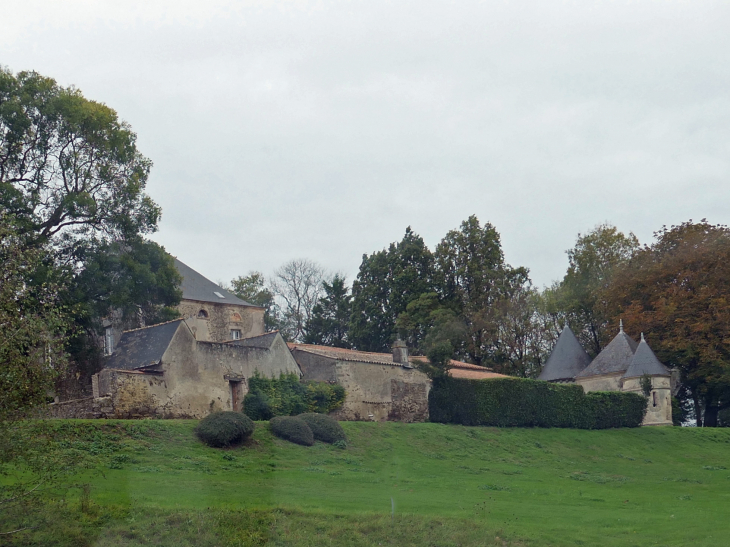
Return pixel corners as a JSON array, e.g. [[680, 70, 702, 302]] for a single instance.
[[3, 0, 729, 288]]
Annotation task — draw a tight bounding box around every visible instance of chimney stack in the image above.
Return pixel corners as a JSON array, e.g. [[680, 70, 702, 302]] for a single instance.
[[392, 338, 409, 365]]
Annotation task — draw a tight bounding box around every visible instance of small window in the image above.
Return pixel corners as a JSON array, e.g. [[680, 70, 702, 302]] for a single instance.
[[230, 329, 242, 340], [104, 328, 114, 356], [214, 291, 226, 299], [652, 391, 658, 407], [231, 312, 242, 322], [197, 309, 208, 319]]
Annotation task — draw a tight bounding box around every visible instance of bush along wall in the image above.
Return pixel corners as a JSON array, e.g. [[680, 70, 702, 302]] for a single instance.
[[243, 373, 346, 420], [429, 377, 647, 429]]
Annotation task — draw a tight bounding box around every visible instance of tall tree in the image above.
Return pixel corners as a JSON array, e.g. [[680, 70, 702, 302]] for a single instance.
[[350, 227, 435, 352], [606, 220, 730, 427], [434, 215, 530, 367], [270, 259, 326, 342], [550, 224, 639, 356], [0, 69, 159, 248], [304, 275, 353, 348], [230, 271, 278, 331]]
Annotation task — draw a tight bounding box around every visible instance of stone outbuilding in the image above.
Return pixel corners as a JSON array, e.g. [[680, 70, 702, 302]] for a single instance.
[[289, 341, 506, 422], [90, 320, 300, 418], [541, 322, 674, 426]]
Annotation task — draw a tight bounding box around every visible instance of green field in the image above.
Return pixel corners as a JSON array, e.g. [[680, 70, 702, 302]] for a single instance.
[[3, 421, 730, 546]]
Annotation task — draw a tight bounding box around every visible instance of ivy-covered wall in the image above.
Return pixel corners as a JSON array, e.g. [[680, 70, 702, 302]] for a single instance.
[[429, 377, 647, 429]]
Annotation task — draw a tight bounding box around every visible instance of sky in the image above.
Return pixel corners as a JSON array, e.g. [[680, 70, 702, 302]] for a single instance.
[[2, 0, 729, 288]]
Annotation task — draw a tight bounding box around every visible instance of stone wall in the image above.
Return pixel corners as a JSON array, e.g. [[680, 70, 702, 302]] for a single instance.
[[48, 396, 114, 419], [575, 372, 623, 393], [325, 361, 431, 423], [177, 300, 265, 342], [622, 375, 672, 426]]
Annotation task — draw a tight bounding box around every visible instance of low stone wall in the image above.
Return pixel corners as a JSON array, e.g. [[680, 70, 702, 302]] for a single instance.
[[48, 396, 114, 419]]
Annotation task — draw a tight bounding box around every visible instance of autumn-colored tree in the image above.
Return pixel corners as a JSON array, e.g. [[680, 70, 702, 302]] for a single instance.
[[607, 220, 730, 427]]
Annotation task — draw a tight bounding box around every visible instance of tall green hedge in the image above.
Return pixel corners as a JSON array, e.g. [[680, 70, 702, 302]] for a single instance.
[[429, 377, 647, 429], [243, 373, 346, 420]]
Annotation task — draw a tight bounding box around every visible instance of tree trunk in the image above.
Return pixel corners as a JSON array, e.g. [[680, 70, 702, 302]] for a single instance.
[[692, 392, 703, 428], [704, 400, 719, 427]]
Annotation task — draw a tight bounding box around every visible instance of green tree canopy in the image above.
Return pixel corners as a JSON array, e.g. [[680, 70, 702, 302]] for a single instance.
[[304, 275, 352, 348], [547, 223, 639, 356], [350, 227, 435, 352], [230, 271, 278, 331], [0, 68, 159, 248]]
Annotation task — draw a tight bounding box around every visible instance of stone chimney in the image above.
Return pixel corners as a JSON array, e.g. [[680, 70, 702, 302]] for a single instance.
[[392, 338, 409, 365]]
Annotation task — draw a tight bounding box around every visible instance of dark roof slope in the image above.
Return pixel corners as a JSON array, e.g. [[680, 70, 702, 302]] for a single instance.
[[623, 336, 670, 378], [174, 258, 255, 307], [538, 325, 591, 381], [105, 320, 183, 371], [576, 329, 638, 378], [228, 331, 279, 349]]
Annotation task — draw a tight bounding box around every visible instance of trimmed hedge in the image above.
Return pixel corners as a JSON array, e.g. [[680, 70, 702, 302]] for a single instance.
[[298, 413, 346, 444], [195, 411, 255, 447], [243, 373, 346, 420], [270, 416, 314, 446], [429, 377, 647, 429]]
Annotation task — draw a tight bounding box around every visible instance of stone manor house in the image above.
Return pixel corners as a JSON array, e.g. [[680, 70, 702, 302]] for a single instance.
[[538, 323, 676, 426], [52, 259, 502, 421]]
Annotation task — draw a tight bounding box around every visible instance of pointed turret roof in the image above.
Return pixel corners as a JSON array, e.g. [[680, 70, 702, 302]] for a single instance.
[[623, 334, 670, 378], [576, 322, 638, 378], [538, 325, 591, 382]]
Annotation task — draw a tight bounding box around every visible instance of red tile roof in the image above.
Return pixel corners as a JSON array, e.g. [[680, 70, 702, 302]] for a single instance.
[[288, 343, 508, 379]]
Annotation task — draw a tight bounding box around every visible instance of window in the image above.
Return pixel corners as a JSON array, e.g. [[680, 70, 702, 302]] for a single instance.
[[197, 309, 209, 319], [230, 329, 242, 340], [104, 327, 114, 356], [652, 391, 657, 407]]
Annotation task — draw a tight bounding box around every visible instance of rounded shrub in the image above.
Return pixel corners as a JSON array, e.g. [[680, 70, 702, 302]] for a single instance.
[[269, 416, 314, 446], [195, 411, 255, 448], [297, 413, 346, 444]]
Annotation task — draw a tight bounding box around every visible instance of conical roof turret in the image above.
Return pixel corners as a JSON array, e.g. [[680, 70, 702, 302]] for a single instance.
[[538, 325, 591, 382], [576, 322, 638, 378], [623, 334, 670, 378]]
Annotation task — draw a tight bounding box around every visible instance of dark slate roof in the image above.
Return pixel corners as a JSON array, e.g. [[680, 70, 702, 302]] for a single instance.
[[538, 325, 591, 381], [227, 331, 279, 349], [623, 336, 670, 378], [576, 329, 639, 378], [105, 320, 183, 371], [174, 258, 255, 307]]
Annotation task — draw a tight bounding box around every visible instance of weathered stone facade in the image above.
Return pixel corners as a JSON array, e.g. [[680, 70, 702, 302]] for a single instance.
[[177, 300, 264, 343], [291, 344, 428, 422], [87, 322, 301, 419]]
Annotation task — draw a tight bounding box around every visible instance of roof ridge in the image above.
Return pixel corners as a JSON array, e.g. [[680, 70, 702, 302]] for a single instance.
[[121, 317, 183, 334]]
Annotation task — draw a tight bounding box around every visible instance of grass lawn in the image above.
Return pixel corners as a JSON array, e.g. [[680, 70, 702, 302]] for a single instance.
[[2, 420, 730, 546]]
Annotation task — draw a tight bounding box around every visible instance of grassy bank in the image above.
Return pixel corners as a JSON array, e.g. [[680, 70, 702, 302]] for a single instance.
[[2, 421, 730, 546]]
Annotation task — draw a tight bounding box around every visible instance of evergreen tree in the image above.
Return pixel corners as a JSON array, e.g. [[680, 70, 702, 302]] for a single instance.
[[304, 275, 352, 348], [350, 227, 435, 352]]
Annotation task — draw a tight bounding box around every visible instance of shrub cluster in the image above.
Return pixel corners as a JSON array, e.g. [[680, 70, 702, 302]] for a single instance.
[[195, 411, 255, 447], [298, 413, 346, 444], [429, 377, 647, 429], [243, 373, 345, 420], [269, 416, 314, 446]]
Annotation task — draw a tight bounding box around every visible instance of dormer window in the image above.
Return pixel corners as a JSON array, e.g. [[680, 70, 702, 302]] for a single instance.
[[230, 329, 242, 340], [197, 309, 209, 319]]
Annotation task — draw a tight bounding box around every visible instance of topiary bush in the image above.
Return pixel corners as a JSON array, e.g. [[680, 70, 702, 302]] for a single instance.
[[297, 413, 346, 444], [429, 377, 647, 429], [195, 411, 255, 448], [269, 416, 314, 446]]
